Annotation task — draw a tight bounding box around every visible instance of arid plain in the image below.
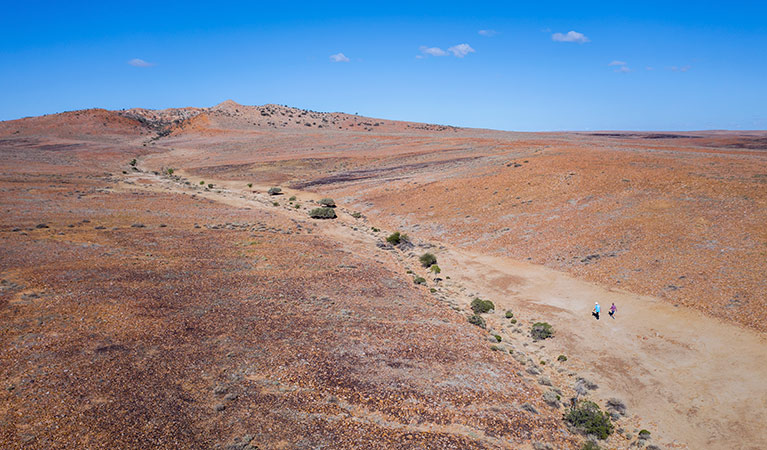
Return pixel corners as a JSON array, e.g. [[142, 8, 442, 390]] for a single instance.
[[1, 101, 765, 449]]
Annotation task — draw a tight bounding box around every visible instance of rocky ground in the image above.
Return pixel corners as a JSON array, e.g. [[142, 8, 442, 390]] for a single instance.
[[1, 102, 765, 449]]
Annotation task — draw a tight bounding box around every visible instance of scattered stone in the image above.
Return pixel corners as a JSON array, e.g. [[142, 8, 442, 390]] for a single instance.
[[526, 366, 541, 376], [224, 393, 238, 402], [213, 385, 228, 395], [131, 223, 145, 228], [521, 402, 538, 414], [538, 375, 552, 386], [214, 403, 226, 412], [95, 226, 106, 230]]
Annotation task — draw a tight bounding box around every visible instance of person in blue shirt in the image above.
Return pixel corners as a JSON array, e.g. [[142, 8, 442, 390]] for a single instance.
[[592, 302, 601, 320]]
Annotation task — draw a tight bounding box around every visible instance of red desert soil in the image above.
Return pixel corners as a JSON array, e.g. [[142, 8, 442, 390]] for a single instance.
[[1, 101, 766, 449]]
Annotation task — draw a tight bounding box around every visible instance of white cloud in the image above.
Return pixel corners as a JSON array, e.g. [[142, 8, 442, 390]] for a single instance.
[[448, 43, 475, 58], [670, 65, 691, 72], [615, 66, 631, 73], [420, 46, 448, 57], [551, 31, 590, 43], [128, 58, 154, 67], [646, 66, 655, 71], [329, 53, 350, 63], [608, 60, 627, 66], [478, 29, 497, 37]]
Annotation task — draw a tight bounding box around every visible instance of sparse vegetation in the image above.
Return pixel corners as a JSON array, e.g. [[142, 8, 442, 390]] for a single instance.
[[511, 318, 517, 324], [580, 442, 601, 450], [558, 354, 568, 362], [272, 201, 279, 206], [505, 310, 514, 318], [371, 227, 380, 232], [419, 252, 437, 267], [207, 183, 214, 189], [350, 211, 362, 219], [468, 314, 486, 328], [638, 429, 651, 440], [319, 198, 336, 207], [471, 298, 495, 314], [309, 207, 337, 219], [199, 181, 205, 185], [413, 276, 426, 285], [166, 168, 174, 175], [129, 159, 137, 167], [430, 264, 441, 274], [247, 183, 253, 188], [386, 231, 409, 245], [494, 334, 502, 342], [294, 204, 301, 209], [268, 187, 282, 195], [564, 401, 614, 440], [531, 322, 554, 341], [490, 345, 499, 351]]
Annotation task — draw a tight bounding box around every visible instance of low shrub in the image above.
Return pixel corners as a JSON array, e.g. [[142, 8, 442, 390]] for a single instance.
[[580, 442, 601, 450], [199, 181, 205, 185], [272, 201, 279, 206], [129, 159, 137, 167], [247, 183, 253, 188], [386, 231, 409, 245], [207, 183, 214, 189], [511, 318, 517, 324], [268, 187, 282, 195], [350, 211, 362, 219], [319, 198, 336, 207], [309, 207, 337, 219], [413, 276, 426, 285], [419, 253, 437, 267], [430, 264, 441, 274], [531, 322, 554, 341], [638, 430, 651, 440], [429, 287, 437, 293], [371, 227, 380, 232], [166, 168, 174, 175], [294, 204, 301, 209], [494, 334, 502, 342], [557, 354, 568, 362], [471, 298, 495, 314], [467, 314, 486, 328], [288, 195, 296, 201], [564, 401, 614, 440], [505, 310, 514, 318], [490, 345, 499, 351]]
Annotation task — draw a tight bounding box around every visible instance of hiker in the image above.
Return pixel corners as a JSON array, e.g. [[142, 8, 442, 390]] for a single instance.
[[592, 302, 600, 320], [609, 302, 617, 319]]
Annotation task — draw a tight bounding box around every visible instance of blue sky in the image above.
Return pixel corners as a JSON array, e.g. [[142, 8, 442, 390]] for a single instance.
[[1, 1, 765, 131]]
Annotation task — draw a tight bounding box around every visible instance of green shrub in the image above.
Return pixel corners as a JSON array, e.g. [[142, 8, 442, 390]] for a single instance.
[[294, 204, 301, 209], [638, 430, 651, 440], [319, 198, 336, 207], [494, 334, 502, 342], [289, 195, 296, 201], [207, 183, 214, 189], [309, 207, 337, 219], [272, 201, 279, 206], [564, 401, 614, 440], [531, 322, 554, 341], [199, 181, 205, 185], [468, 314, 486, 328], [429, 288, 437, 293], [558, 354, 568, 362], [268, 187, 282, 195], [247, 183, 253, 188], [371, 227, 380, 232], [350, 211, 362, 219], [490, 345, 499, 351], [386, 231, 409, 245], [129, 159, 137, 167], [505, 310, 514, 318], [413, 276, 426, 285], [511, 318, 517, 324], [419, 253, 437, 267], [471, 298, 495, 314], [166, 168, 174, 175], [580, 442, 601, 450], [430, 264, 441, 274]]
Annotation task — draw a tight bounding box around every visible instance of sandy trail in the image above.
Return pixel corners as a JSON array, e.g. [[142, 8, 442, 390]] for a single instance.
[[438, 250, 767, 450], [126, 165, 767, 449]]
